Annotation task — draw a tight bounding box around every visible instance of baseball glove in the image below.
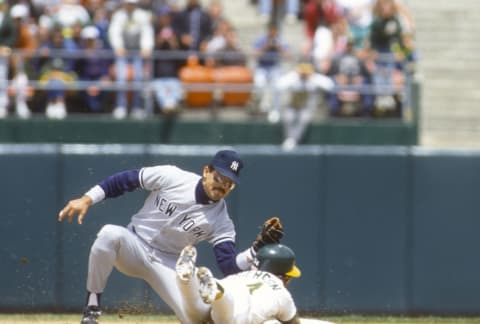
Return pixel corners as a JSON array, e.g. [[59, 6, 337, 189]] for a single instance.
[[252, 216, 284, 252]]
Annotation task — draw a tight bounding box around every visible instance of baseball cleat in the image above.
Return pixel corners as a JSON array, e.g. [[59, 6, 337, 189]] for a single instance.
[[197, 266, 220, 304], [176, 245, 197, 282], [80, 305, 101, 324]]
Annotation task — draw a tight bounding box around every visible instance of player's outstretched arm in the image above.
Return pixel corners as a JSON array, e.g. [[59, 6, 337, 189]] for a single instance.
[[58, 195, 93, 225]]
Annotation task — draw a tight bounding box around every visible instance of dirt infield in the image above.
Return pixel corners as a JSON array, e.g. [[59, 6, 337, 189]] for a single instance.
[[0, 314, 177, 324], [1, 314, 480, 324], [0, 321, 175, 324]]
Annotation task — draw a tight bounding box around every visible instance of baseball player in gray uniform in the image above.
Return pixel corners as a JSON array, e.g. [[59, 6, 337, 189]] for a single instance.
[[57, 150, 284, 324]]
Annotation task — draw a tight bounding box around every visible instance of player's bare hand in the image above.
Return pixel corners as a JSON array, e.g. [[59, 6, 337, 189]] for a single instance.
[[58, 195, 93, 225]]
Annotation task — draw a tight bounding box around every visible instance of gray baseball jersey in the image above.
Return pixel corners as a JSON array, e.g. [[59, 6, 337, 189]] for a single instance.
[[129, 165, 236, 254]]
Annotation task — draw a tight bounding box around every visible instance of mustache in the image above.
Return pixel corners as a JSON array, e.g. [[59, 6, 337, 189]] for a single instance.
[[212, 187, 226, 194]]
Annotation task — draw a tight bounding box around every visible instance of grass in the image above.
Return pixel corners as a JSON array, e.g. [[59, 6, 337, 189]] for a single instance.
[[325, 316, 480, 323]]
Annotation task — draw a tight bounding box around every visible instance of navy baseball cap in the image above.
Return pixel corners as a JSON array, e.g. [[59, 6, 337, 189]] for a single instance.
[[210, 150, 244, 184]]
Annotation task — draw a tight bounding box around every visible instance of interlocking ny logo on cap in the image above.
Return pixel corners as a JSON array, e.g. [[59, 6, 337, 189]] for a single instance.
[[211, 150, 243, 184], [230, 161, 239, 172]]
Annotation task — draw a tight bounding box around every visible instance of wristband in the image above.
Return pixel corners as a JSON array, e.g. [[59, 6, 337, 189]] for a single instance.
[[85, 185, 105, 205]]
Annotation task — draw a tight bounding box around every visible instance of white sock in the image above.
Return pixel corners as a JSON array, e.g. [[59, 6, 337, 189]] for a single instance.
[[87, 293, 99, 307]]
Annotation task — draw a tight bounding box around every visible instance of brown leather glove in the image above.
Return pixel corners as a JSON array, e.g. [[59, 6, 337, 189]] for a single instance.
[[252, 217, 284, 252]]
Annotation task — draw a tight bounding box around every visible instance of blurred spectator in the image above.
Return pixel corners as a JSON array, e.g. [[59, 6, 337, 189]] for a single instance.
[[37, 3, 56, 36], [205, 20, 246, 67], [370, 0, 403, 54], [0, 2, 16, 117], [335, 0, 374, 50], [369, 0, 405, 115], [174, 0, 212, 52], [205, 19, 230, 60], [36, 25, 78, 119], [207, 0, 225, 32], [151, 6, 183, 113], [395, 0, 415, 34], [75, 25, 112, 113], [326, 36, 374, 117], [251, 22, 290, 123], [0, 2, 35, 118], [311, 18, 349, 74], [397, 30, 416, 73], [390, 0, 416, 71], [85, 0, 112, 47], [68, 21, 85, 48], [302, 0, 341, 41], [53, 0, 90, 34], [276, 60, 334, 151], [258, 0, 300, 26], [29, 0, 51, 13], [108, 0, 154, 119], [9, 3, 37, 119]]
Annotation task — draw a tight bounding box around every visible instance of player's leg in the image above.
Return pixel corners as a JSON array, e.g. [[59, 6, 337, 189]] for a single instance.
[[174, 245, 212, 322], [197, 267, 250, 323], [87, 225, 153, 292], [145, 250, 210, 323], [176, 245, 197, 281], [82, 224, 150, 323]]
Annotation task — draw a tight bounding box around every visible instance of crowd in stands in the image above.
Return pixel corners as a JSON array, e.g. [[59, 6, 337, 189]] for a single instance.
[[0, 0, 417, 134]]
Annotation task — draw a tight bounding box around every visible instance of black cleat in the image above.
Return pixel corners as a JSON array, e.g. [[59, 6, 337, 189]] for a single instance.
[[81, 305, 102, 324]]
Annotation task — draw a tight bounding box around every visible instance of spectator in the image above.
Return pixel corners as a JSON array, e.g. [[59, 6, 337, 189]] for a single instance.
[[370, 0, 403, 54], [63, 20, 85, 51], [36, 25, 78, 119], [53, 0, 90, 34], [24, 0, 46, 21], [326, 36, 375, 117], [205, 20, 246, 67], [258, 0, 300, 26], [174, 0, 213, 52], [5, 3, 36, 118], [395, 0, 415, 34], [36, 3, 56, 39], [311, 18, 349, 74], [14, 3, 37, 115], [335, 0, 375, 50], [151, 6, 183, 113], [276, 60, 334, 151], [205, 18, 230, 65], [85, 0, 112, 47], [108, 0, 154, 119], [207, 0, 225, 32], [75, 25, 113, 113], [302, 0, 341, 41], [369, 0, 405, 115], [0, 0, 13, 118], [251, 22, 290, 123]]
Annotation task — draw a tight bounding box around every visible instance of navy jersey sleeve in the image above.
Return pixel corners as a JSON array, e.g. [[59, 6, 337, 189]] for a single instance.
[[98, 169, 141, 198], [213, 241, 241, 276]]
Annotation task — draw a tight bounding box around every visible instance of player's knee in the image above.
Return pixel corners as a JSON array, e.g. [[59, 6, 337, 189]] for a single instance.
[[93, 225, 123, 252], [97, 224, 122, 238]]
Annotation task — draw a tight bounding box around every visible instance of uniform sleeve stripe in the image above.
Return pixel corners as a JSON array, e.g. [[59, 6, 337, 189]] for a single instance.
[[139, 168, 145, 189], [212, 236, 234, 246]]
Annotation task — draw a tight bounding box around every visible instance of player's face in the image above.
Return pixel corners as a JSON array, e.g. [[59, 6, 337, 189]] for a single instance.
[[202, 166, 235, 201], [278, 274, 292, 286]]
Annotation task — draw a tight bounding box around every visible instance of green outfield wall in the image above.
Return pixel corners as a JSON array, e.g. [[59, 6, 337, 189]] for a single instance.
[[2, 143, 478, 316]]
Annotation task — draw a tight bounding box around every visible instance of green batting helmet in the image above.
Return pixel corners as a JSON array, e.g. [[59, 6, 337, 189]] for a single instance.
[[255, 244, 301, 278]]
